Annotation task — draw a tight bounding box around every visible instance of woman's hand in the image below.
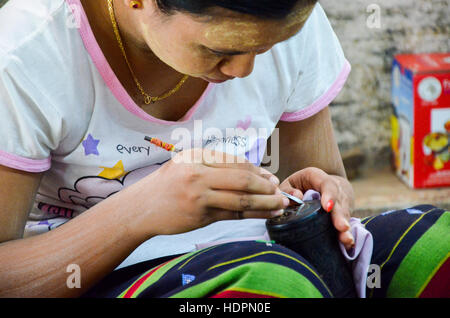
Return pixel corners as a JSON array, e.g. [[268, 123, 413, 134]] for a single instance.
[[279, 167, 355, 250], [128, 148, 289, 238]]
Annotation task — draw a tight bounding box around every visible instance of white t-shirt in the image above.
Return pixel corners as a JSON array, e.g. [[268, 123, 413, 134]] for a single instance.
[[0, 0, 350, 268]]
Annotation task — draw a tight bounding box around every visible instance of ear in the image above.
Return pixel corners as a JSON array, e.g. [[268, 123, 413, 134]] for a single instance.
[[125, 0, 143, 9]]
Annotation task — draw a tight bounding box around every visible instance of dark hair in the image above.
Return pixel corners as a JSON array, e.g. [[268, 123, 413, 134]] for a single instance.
[[155, 0, 317, 20]]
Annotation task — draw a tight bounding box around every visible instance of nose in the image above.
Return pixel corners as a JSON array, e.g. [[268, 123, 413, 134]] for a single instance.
[[219, 53, 256, 79]]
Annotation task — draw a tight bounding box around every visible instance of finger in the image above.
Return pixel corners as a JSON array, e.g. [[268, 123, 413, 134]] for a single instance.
[[242, 209, 285, 219], [330, 201, 354, 247], [210, 208, 285, 222], [291, 167, 329, 193], [258, 167, 280, 186], [331, 208, 351, 233], [328, 201, 352, 236], [338, 231, 355, 250], [319, 178, 339, 213], [279, 179, 304, 201], [204, 167, 278, 194], [205, 190, 289, 212], [278, 181, 303, 207], [319, 180, 351, 232], [320, 184, 354, 248]]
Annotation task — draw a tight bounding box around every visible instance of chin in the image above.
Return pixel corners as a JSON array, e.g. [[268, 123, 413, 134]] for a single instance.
[[200, 76, 234, 84]]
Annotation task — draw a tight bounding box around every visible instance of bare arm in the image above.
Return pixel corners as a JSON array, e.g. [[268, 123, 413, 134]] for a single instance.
[[274, 106, 346, 182], [0, 167, 42, 242], [0, 148, 287, 297], [0, 165, 147, 297]]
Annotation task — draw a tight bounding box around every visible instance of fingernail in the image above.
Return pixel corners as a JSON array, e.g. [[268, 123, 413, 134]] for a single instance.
[[345, 219, 351, 229], [269, 175, 280, 185], [271, 209, 284, 217], [347, 232, 355, 244], [345, 233, 355, 250], [283, 197, 290, 207], [326, 200, 334, 213]]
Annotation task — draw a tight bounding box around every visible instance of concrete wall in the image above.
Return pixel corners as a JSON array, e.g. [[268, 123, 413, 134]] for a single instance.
[[320, 0, 449, 176]]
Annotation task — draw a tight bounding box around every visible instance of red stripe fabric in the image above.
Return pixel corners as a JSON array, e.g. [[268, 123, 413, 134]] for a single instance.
[[419, 257, 450, 298], [123, 261, 169, 298]]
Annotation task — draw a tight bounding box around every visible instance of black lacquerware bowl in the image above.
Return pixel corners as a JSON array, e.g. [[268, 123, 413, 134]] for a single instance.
[[266, 200, 356, 298]]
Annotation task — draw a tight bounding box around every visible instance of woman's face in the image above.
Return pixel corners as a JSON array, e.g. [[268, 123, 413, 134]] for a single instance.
[[135, 2, 315, 83]]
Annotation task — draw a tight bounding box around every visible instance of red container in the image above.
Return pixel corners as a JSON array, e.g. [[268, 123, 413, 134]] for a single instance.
[[391, 53, 450, 188]]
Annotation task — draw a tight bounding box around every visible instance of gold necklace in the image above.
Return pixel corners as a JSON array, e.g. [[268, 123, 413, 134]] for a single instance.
[[107, 0, 189, 105]]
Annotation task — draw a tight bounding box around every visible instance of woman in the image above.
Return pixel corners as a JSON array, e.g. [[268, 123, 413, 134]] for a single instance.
[[0, 0, 448, 298]]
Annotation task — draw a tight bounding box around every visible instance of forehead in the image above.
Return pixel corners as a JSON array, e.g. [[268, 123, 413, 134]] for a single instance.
[[172, 3, 316, 50]]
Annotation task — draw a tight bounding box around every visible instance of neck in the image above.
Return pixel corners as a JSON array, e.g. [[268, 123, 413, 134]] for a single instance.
[[82, 0, 158, 61]]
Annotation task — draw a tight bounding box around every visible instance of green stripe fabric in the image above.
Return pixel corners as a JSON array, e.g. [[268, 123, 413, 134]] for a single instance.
[[365, 206, 445, 298], [170, 262, 324, 298], [386, 211, 450, 298]]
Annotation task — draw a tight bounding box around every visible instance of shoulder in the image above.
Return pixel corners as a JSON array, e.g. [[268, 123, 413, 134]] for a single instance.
[[0, 0, 93, 110], [0, 0, 67, 55], [0, 0, 83, 82], [0, 0, 95, 157]]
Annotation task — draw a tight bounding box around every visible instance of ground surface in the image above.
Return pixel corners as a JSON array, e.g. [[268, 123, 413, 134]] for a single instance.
[[351, 167, 450, 218]]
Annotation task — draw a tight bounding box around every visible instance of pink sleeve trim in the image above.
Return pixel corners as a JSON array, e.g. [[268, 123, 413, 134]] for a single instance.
[[280, 60, 351, 122], [0, 150, 51, 173]]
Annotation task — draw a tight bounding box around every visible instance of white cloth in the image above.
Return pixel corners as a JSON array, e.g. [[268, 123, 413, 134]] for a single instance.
[[0, 0, 350, 268]]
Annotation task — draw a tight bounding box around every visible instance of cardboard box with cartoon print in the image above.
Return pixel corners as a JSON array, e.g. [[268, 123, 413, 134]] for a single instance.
[[391, 53, 450, 188]]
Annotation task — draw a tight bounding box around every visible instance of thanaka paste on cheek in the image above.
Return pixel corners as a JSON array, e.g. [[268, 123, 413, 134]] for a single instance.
[[139, 20, 217, 77], [139, 20, 184, 70]]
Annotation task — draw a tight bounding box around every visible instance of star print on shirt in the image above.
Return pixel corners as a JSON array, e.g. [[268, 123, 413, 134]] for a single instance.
[[82, 134, 100, 156], [98, 160, 127, 180]]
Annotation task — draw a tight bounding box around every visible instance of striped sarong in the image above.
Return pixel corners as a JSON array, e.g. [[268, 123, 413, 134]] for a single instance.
[[363, 204, 449, 298], [83, 205, 449, 298]]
